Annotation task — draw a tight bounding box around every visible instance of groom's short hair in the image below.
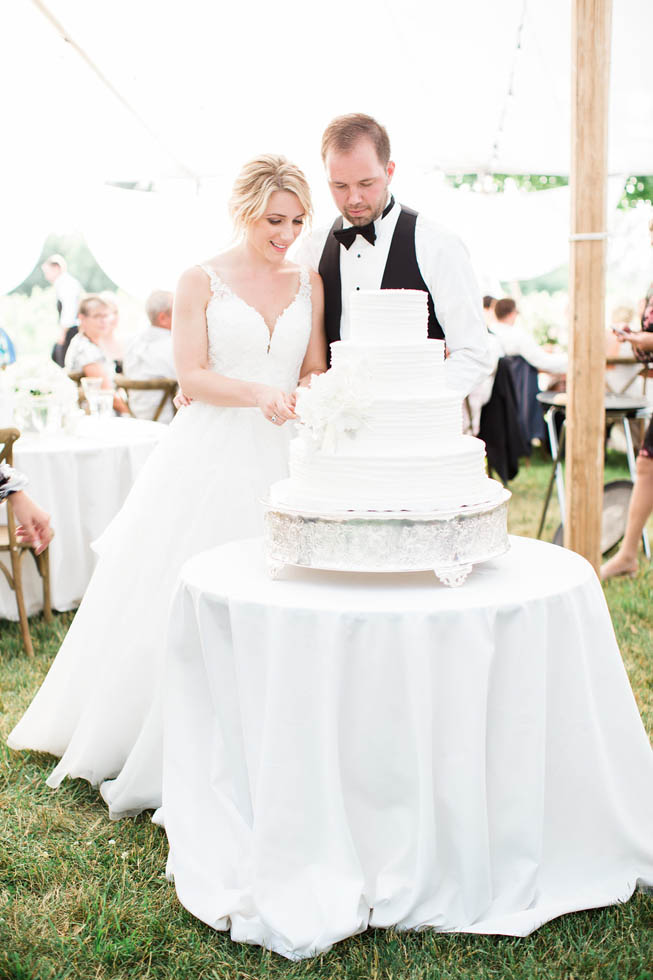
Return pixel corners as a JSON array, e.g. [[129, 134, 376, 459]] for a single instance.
[[321, 113, 391, 166]]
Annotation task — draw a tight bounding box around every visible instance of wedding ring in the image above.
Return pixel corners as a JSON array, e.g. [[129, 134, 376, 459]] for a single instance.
[[271, 415, 277, 423]]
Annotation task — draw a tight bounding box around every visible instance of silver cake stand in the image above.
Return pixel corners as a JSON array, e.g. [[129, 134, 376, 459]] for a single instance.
[[262, 488, 511, 587]]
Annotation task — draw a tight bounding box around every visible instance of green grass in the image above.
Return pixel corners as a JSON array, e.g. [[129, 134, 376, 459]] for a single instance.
[[1, 451, 652, 980]]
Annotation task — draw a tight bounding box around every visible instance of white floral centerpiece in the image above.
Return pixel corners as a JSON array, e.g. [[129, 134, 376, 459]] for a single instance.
[[296, 364, 373, 454], [4, 356, 79, 432]]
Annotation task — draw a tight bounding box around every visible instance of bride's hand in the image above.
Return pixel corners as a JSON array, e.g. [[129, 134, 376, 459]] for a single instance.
[[255, 386, 296, 425], [174, 388, 193, 410]]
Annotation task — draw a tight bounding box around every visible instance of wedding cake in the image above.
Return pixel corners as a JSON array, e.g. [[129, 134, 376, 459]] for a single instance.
[[269, 288, 503, 513]]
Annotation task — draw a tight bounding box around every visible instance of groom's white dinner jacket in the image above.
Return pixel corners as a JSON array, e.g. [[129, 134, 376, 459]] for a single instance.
[[297, 197, 491, 397]]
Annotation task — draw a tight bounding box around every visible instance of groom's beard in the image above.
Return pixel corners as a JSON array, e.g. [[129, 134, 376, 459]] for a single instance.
[[343, 186, 390, 226]]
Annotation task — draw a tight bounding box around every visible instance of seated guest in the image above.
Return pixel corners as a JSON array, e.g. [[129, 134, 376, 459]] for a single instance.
[[0, 325, 16, 366], [482, 295, 497, 328], [97, 292, 125, 369], [491, 298, 568, 375], [64, 295, 128, 415], [491, 298, 567, 445], [123, 290, 176, 422]]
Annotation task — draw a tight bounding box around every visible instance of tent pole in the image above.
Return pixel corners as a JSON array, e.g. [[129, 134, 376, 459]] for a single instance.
[[565, 0, 612, 571]]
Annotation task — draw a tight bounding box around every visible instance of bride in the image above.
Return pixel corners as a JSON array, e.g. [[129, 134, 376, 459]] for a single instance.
[[8, 155, 326, 818]]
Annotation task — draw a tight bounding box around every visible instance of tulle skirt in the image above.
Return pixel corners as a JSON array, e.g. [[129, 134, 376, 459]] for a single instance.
[[8, 401, 291, 818]]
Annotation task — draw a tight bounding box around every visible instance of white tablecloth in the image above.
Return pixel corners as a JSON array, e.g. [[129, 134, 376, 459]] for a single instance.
[[0, 417, 165, 619], [162, 536, 653, 960]]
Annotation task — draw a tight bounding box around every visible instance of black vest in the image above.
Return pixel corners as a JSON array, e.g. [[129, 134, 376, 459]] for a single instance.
[[317, 205, 443, 362]]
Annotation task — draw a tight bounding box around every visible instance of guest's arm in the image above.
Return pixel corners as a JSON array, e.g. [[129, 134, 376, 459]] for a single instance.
[[0, 465, 53, 555], [10, 491, 53, 555], [623, 330, 653, 354]]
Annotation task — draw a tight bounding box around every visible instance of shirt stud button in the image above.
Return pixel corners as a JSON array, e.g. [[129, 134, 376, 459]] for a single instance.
[[356, 286, 360, 290]]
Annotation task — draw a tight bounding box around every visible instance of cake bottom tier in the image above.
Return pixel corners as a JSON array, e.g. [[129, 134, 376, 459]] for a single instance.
[[271, 437, 503, 512]]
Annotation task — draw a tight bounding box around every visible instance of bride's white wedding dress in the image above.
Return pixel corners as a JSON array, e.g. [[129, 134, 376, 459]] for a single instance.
[[8, 264, 313, 819]]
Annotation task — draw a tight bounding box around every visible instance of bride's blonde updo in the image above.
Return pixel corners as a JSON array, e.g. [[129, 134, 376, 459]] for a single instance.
[[228, 155, 313, 234]]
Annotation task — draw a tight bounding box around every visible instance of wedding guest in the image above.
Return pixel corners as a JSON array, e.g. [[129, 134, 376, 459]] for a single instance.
[[482, 295, 497, 328], [64, 295, 128, 414], [601, 313, 653, 579], [98, 292, 125, 368], [605, 303, 645, 396], [0, 325, 16, 366], [0, 463, 53, 555], [298, 113, 492, 394], [42, 254, 83, 367], [123, 290, 176, 421], [491, 299, 567, 374]]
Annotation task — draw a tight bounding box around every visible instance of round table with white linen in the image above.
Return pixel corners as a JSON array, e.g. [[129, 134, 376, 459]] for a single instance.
[[162, 535, 653, 961], [0, 416, 165, 619]]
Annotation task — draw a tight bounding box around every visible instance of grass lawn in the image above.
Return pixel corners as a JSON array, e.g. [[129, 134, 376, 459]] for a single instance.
[[1, 450, 652, 980]]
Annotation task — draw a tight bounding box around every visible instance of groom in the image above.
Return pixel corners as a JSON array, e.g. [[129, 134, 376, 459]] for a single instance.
[[298, 113, 491, 395]]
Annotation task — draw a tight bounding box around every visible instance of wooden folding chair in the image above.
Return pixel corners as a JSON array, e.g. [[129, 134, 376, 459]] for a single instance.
[[116, 377, 178, 421], [0, 428, 52, 657]]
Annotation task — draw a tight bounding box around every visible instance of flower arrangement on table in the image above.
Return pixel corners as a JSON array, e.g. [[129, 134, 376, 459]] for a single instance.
[[3, 357, 79, 433], [296, 364, 372, 453]]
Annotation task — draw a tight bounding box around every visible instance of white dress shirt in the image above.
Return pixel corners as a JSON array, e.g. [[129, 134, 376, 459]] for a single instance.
[[491, 320, 568, 375], [297, 198, 492, 396], [55, 272, 82, 330], [123, 325, 176, 422]]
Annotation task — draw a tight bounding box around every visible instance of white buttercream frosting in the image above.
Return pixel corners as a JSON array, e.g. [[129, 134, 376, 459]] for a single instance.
[[349, 288, 428, 345], [270, 289, 502, 513]]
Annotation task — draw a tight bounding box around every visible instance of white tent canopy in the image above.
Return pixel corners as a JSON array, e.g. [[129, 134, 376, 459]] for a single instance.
[[1, 0, 652, 295]]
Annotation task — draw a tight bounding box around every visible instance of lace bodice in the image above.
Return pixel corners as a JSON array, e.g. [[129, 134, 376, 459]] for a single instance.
[[197, 264, 313, 391]]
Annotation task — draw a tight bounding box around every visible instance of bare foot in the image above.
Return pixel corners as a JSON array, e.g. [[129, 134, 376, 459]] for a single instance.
[[600, 553, 638, 581]]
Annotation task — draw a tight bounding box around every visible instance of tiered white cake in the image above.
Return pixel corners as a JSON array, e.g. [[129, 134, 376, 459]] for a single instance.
[[269, 289, 503, 513]]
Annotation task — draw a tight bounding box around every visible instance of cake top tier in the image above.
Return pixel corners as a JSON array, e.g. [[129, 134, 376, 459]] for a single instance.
[[349, 288, 428, 345]]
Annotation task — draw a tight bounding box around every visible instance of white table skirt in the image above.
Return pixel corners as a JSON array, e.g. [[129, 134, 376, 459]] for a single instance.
[[1, 417, 164, 619], [162, 536, 653, 960]]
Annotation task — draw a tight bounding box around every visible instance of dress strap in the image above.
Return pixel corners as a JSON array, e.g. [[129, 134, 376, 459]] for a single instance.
[[197, 263, 224, 294], [298, 265, 312, 300]]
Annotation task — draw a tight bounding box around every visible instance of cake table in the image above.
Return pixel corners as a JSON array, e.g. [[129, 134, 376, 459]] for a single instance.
[[161, 535, 653, 960]]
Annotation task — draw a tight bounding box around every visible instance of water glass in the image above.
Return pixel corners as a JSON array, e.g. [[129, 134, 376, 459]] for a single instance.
[[81, 376, 103, 415], [81, 377, 103, 397], [95, 390, 115, 419]]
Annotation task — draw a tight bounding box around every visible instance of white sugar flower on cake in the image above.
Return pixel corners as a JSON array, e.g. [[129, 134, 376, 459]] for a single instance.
[[296, 365, 373, 454]]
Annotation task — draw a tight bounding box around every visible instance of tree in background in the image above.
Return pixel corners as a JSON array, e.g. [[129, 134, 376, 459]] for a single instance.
[[12, 233, 117, 296], [446, 173, 653, 209]]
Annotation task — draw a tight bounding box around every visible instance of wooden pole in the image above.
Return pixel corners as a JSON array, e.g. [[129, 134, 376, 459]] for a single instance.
[[566, 0, 612, 571]]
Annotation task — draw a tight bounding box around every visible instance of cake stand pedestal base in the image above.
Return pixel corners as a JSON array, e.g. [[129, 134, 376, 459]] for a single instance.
[[262, 489, 511, 587], [433, 564, 473, 588]]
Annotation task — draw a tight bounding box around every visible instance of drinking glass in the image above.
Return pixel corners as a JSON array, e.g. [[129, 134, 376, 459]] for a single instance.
[[95, 390, 115, 419], [81, 376, 103, 415], [30, 396, 50, 433]]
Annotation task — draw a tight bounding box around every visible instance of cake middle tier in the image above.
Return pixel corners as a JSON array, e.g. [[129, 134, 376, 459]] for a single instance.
[[278, 435, 499, 511], [313, 394, 462, 454], [330, 339, 445, 396]]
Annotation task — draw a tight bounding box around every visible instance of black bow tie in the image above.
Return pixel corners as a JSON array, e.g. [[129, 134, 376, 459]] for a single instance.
[[334, 223, 376, 249], [333, 196, 395, 250]]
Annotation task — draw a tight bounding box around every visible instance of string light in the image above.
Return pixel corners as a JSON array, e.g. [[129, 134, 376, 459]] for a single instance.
[[29, 0, 201, 185], [488, 0, 528, 174]]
